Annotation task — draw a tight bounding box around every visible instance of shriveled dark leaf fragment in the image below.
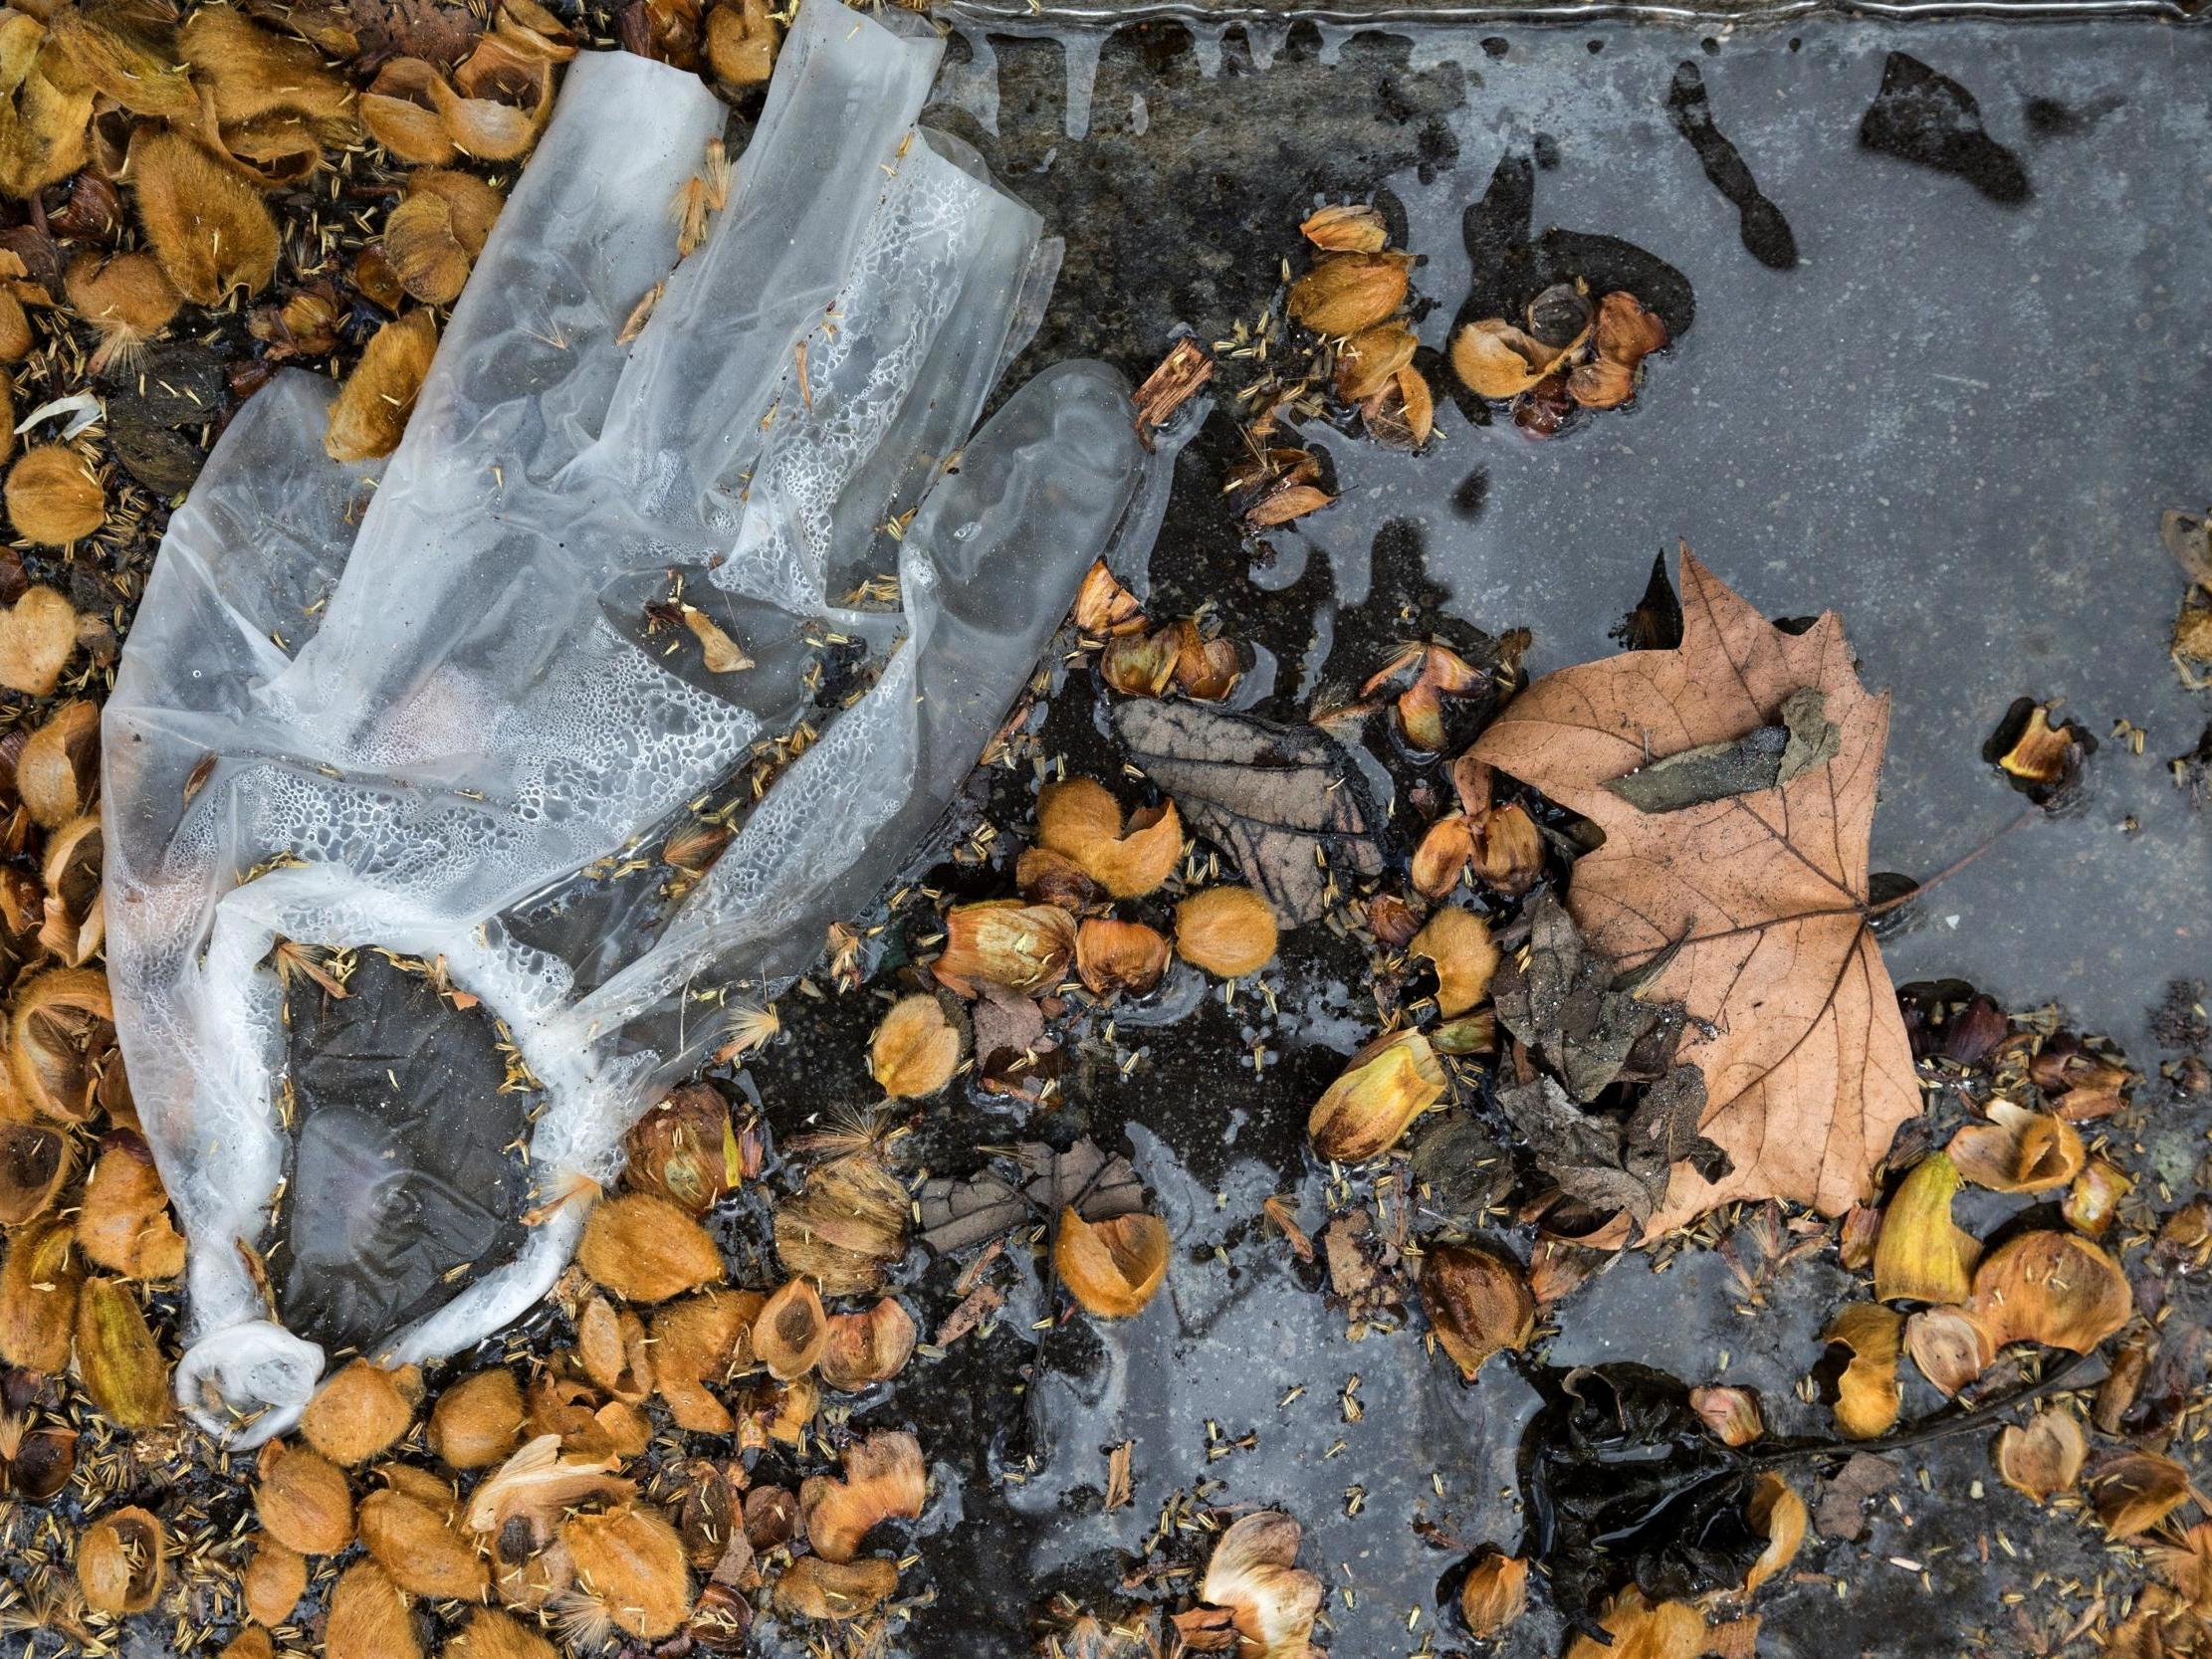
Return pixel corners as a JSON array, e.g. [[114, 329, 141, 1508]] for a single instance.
[[1113, 699, 1391, 925], [1813, 1451, 1897, 1541], [1407, 1111, 1512, 1227], [1493, 894, 1681, 1103], [1016, 1139, 1144, 1223], [1605, 687, 1839, 814], [915, 1170, 1025, 1256]]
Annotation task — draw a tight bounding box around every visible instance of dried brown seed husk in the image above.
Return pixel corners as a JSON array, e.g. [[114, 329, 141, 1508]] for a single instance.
[[13, 699, 97, 831], [1409, 906, 1499, 1017], [1015, 846, 1104, 915], [64, 250, 177, 369], [577, 1192, 723, 1303], [78, 1132, 184, 1279], [1287, 251, 1413, 338], [327, 310, 438, 462], [78, 1505, 165, 1615], [0, 587, 75, 704], [129, 129, 277, 305], [1419, 1242, 1533, 1381], [1996, 1407, 2087, 1503], [1075, 918, 1171, 998], [1334, 320, 1418, 404], [0, 15, 94, 198], [178, 4, 355, 131], [1823, 1302, 1902, 1439], [818, 1296, 917, 1391], [1199, 1510, 1324, 1657], [1566, 353, 1637, 411], [1594, 290, 1668, 365], [934, 899, 1077, 994], [1308, 1028, 1445, 1162], [443, 1608, 557, 1659], [1457, 1550, 1527, 1640], [2092, 1451, 2193, 1538], [1872, 1151, 1980, 1305], [799, 1428, 926, 1564], [1037, 779, 1183, 900], [1467, 801, 1543, 894], [1174, 885, 1278, 979], [428, 56, 550, 161], [623, 1083, 740, 1214], [1967, 1229, 2131, 1352], [301, 1357, 422, 1466], [361, 58, 454, 163], [1997, 705, 2075, 785], [1055, 1207, 1169, 1320], [0, 1117, 69, 1225], [1362, 364, 1435, 450], [1902, 1304, 1996, 1397], [650, 1288, 756, 1433], [738, 1371, 817, 1449], [576, 1295, 653, 1402], [2064, 1156, 2132, 1237], [465, 1434, 631, 1539], [1170, 623, 1244, 702], [243, 1535, 308, 1626], [1742, 1473, 1807, 1591], [678, 603, 753, 672], [752, 1275, 827, 1380], [329, 1557, 422, 1659], [46, 3, 193, 118], [1099, 625, 1178, 698], [1449, 317, 1573, 400], [1073, 559, 1146, 637], [39, 812, 105, 965], [1432, 1009, 1497, 1057], [74, 1275, 170, 1428], [11, 967, 113, 1124], [1949, 1101, 2085, 1194], [361, 1477, 490, 1601], [0, 1214, 80, 1372], [255, 1438, 356, 1555], [772, 1555, 898, 1622], [1244, 481, 1334, 529], [1690, 1384, 1763, 1447], [1301, 202, 1388, 253], [772, 1153, 906, 1297], [871, 993, 964, 1098], [560, 1505, 691, 1639], [1563, 1591, 1715, 1659], [383, 192, 471, 306], [0, 1414, 76, 1499], [704, 0, 779, 87], [430, 1367, 526, 1469], [673, 1459, 741, 1570], [6, 444, 103, 545]]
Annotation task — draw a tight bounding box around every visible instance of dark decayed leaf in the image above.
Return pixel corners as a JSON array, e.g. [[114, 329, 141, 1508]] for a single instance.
[[916, 1138, 1142, 1255], [1604, 687, 1839, 815], [1407, 1111, 1513, 1228], [915, 1171, 1025, 1255], [1112, 700, 1390, 925], [1493, 895, 1679, 1103], [1812, 1451, 1896, 1541], [1498, 1064, 1726, 1237]]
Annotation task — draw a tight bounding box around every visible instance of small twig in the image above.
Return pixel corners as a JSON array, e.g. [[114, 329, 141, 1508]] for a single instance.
[[1865, 806, 2039, 919]]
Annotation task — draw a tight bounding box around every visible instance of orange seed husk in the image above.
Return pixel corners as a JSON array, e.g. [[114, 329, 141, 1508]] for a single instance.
[[559, 1504, 691, 1639], [772, 1555, 899, 1621], [328, 1557, 420, 1659], [1174, 886, 1278, 979], [1823, 1302, 1903, 1439], [326, 310, 438, 462], [1199, 1510, 1324, 1657], [752, 1275, 827, 1380], [243, 1536, 308, 1626], [1036, 778, 1183, 899], [5, 444, 104, 545], [1286, 252, 1411, 337], [818, 1296, 917, 1391], [429, 1367, 526, 1469], [77, 1133, 184, 1279], [1903, 1304, 1997, 1397], [2064, 1156, 2133, 1237], [256, 1438, 355, 1555], [798, 1428, 926, 1563], [1410, 906, 1499, 1017], [1055, 1208, 1169, 1320], [933, 899, 1077, 995], [870, 993, 964, 1098], [1743, 1474, 1806, 1591], [1996, 1407, 2088, 1503], [1872, 1151, 1980, 1305], [1300, 203, 1388, 253], [576, 1192, 724, 1303], [1949, 1101, 2085, 1194], [2092, 1451, 2193, 1539], [1308, 1029, 1445, 1162], [0, 1214, 81, 1372], [1457, 1551, 1528, 1639], [74, 1275, 171, 1428], [1690, 1384, 1763, 1447], [1419, 1242, 1533, 1381], [1967, 1229, 2130, 1353], [77, 1506, 165, 1615], [130, 129, 278, 304], [1075, 918, 1171, 997]]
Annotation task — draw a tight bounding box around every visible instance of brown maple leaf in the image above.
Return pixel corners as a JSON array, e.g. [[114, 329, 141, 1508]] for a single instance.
[[1471, 548, 1917, 1230]]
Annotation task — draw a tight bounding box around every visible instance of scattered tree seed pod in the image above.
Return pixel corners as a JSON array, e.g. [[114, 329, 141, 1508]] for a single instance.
[[650, 1287, 756, 1434], [242, 1535, 308, 1626], [360, 1478, 490, 1601], [1054, 1208, 1169, 1320], [1743, 1472, 1808, 1592], [302, 1357, 422, 1466], [2092, 1451, 2192, 1539], [1409, 906, 1500, 1017], [559, 1505, 691, 1639], [77, 1131, 185, 1280], [0, 586, 82, 700], [623, 1084, 740, 1214], [63, 250, 177, 369], [430, 1367, 526, 1469], [5, 444, 104, 545], [1419, 1243, 1534, 1381], [1689, 1384, 1763, 1447], [11, 966, 115, 1123], [576, 1193, 724, 1303], [1286, 251, 1412, 338], [443, 1608, 557, 1659], [817, 1296, 917, 1391], [326, 310, 438, 462], [0, 1118, 70, 1226], [1996, 1407, 2087, 1504], [1035, 779, 1182, 899], [1824, 1302, 1903, 1439], [129, 129, 279, 304], [752, 1276, 827, 1381], [0, 1215, 82, 1372], [798, 1428, 926, 1563], [1457, 1550, 1528, 1640], [15, 697, 99, 827], [870, 993, 963, 1099], [74, 1275, 171, 1428], [1966, 1229, 2131, 1352], [221, 1631, 275, 1659], [328, 1557, 421, 1659], [771, 1555, 898, 1622], [1075, 918, 1171, 998], [77, 1506, 166, 1615], [1871, 1151, 1978, 1305], [933, 900, 1076, 995], [255, 1438, 355, 1555], [1199, 1510, 1324, 1657], [1300, 203, 1389, 253], [704, 0, 778, 87], [1902, 1304, 1996, 1397], [1949, 1102, 2085, 1194], [1308, 1029, 1444, 1163], [1173, 886, 1278, 979]]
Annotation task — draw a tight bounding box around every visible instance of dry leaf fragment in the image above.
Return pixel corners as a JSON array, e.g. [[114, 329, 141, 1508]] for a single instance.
[[1055, 1207, 1169, 1319], [74, 1274, 170, 1428], [430, 1368, 526, 1469], [1948, 1100, 2085, 1195], [752, 1276, 826, 1380], [560, 1505, 691, 1638], [1410, 906, 1499, 1016], [681, 603, 752, 672], [0, 585, 79, 697], [6, 443, 103, 544], [256, 1438, 355, 1555], [576, 1193, 723, 1303], [1966, 1229, 2130, 1352], [1174, 885, 1278, 978], [1824, 1301, 1903, 1438], [1199, 1511, 1324, 1659], [1244, 480, 1334, 529], [1472, 550, 1914, 1229], [870, 993, 963, 1098], [326, 310, 438, 462], [1419, 1242, 1533, 1380], [78, 1506, 165, 1615], [934, 900, 1077, 995], [1309, 1028, 1444, 1162], [130, 130, 278, 304], [2093, 1451, 2193, 1538], [1457, 1550, 1527, 1639], [1287, 251, 1412, 337], [1036, 778, 1183, 899], [1996, 1407, 2087, 1503], [1075, 918, 1171, 997], [1300, 203, 1388, 253], [1872, 1150, 1980, 1304], [800, 1429, 926, 1563]]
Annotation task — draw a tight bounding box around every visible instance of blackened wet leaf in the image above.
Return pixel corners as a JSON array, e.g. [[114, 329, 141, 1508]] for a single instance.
[[1493, 895, 1678, 1102], [1112, 700, 1390, 924], [1499, 1076, 1655, 1226], [1613, 549, 1684, 651], [1624, 1066, 1730, 1187], [1015, 1139, 1144, 1223], [915, 1171, 1025, 1255], [1408, 1111, 1512, 1227]]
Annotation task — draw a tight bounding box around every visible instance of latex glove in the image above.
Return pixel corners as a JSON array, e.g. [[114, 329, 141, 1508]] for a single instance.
[[102, 0, 1183, 1442]]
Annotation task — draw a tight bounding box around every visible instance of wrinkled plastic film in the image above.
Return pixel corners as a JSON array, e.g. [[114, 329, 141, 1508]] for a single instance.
[[103, 1, 1190, 1441]]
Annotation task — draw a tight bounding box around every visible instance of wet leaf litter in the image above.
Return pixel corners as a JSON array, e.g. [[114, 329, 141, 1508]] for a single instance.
[[0, 9, 2207, 1659]]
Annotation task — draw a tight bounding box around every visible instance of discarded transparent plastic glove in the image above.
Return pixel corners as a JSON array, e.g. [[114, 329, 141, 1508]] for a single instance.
[[102, 1, 1188, 1442]]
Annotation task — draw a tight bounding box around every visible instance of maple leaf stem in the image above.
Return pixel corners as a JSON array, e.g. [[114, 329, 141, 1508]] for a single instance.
[[1864, 806, 2039, 920]]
